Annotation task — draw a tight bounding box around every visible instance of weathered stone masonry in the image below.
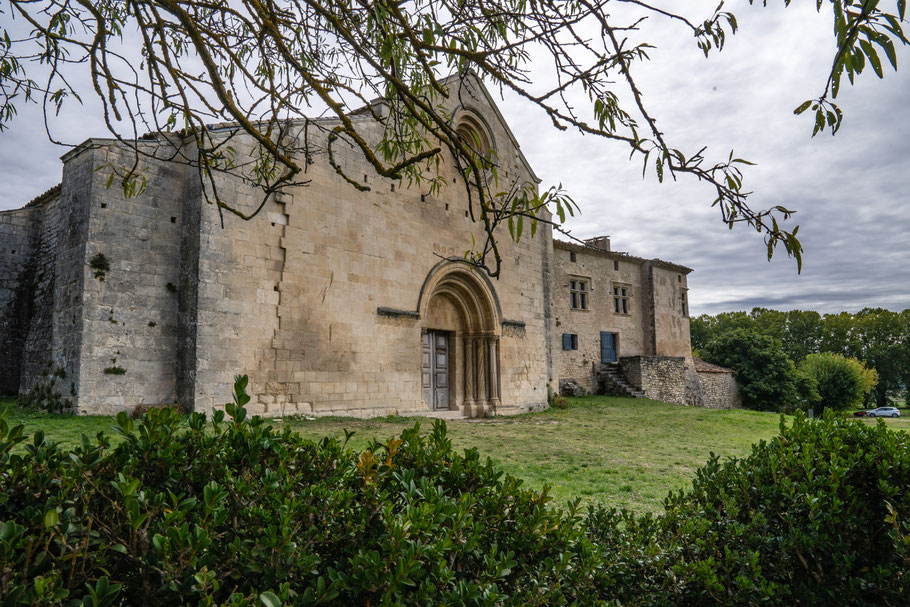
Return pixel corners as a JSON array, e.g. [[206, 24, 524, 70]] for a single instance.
[[1, 75, 557, 417], [1, 74, 739, 414], [553, 237, 740, 408]]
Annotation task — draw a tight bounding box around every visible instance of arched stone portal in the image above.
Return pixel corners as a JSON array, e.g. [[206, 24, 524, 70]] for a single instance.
[[418, 262, 501, 417]]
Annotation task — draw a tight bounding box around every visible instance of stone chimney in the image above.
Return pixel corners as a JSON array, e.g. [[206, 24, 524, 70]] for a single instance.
[[584, 235, 611, 251]]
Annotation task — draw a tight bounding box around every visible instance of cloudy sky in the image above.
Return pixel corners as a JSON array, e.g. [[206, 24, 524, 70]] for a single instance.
[[2, 1, 908, 316]]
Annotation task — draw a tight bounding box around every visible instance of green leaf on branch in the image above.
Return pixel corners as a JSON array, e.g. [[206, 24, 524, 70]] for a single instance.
[[793, 100, 812, 115]]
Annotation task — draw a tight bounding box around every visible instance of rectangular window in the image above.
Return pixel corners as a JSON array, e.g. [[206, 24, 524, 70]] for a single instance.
[[613, 260, 619, 271], [562, 333, 578, 350], [613, 284, 631, 315], [570, 251, 577, 262], [681, 289, 689, 317], [570, 279, 589, 310]]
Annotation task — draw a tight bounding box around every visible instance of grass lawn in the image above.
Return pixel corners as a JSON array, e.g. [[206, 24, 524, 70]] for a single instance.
[[3, 398, 124, 448], [4, 395, 908, 513], [276, 397, 791, 513]]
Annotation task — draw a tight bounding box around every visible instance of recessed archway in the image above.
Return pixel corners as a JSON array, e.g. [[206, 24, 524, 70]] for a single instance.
[[418, 262, 501, 416], [454, 109, 497, 168]]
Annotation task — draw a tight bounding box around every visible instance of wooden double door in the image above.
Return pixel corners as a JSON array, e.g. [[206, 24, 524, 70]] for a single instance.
[[422, 331, 450, 410]]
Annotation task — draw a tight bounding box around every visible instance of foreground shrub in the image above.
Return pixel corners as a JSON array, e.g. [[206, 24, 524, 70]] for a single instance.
[[657, 412, 910, 605], [1, 378, 908, 605], [0, 377, 606, 605]]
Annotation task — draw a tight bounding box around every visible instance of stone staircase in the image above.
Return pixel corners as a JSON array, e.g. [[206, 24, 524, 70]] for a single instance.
[[594, 363, 645, 399]]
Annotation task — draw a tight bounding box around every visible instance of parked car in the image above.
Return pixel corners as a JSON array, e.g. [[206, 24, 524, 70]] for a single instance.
[[853, 410, 867, 417], [865, 407, 901, 418]]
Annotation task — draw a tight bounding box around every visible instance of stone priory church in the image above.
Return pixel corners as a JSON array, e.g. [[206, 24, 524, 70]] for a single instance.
[[0, 74, 739, 417]]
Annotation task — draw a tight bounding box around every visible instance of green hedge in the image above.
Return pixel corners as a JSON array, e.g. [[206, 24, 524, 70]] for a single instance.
[[655, 414, 910, 605], [1, 377, 908, 605]]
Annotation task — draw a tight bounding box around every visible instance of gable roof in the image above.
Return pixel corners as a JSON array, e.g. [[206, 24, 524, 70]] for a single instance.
[[441, 71, 540, 184], [344, 71, 541, 184]]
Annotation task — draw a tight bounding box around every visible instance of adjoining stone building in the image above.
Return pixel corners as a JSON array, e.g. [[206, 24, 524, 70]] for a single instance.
[[0, 73, 739, 416], [552, 237, 738, 408]]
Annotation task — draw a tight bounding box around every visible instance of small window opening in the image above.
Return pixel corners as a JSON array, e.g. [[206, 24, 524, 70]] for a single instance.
[[613, 285, 631, 315], [570, 279, 589, 310], [170, 216, 177, 223], [570, 251, 576, 262], [391, 184, 395, 192], [614, 261, 619, 271], [464, 210, 469, 218], [445, 203, 449, 210], [420, 194, 426, 202], [101, 203, 107, 208]]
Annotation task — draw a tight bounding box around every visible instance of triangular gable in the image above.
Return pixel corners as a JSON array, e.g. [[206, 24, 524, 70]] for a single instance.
[[439, 71, 541, 184]]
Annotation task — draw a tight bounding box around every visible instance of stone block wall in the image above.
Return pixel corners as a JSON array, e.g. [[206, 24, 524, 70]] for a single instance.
[[8, 149, 95, 408], [1, 75, 611, 417], [0, 205, 41, 395], [619, 355, 688, 405], [697, 370, 742, 409], [182, 75, 554, 417], [651, 265, 691, 357], [73, 141, 189, 414]]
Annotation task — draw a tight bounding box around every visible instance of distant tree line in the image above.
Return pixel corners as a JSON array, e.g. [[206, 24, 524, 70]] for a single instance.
[[692, 307, 909, 409]]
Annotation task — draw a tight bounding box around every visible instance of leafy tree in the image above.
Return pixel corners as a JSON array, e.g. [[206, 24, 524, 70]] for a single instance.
[[700, 329, 816, 412], [799, 352, 877, 412], [782, 309, 824, 363], [697, 307, 909, 405], [750, 307, 788, 346], [819, 311, 863, 357], [747, 308, 825, 363], [690, 311, 754, 352], [688, 315, 715, 353], [2, 0, 908, 275], [853, 308, 910, 405]]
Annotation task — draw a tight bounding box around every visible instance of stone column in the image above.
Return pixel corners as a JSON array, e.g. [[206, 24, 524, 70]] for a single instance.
[[487, 336, 500, 409], [463, 333, 475, 413], [476, 335, 487, 408]]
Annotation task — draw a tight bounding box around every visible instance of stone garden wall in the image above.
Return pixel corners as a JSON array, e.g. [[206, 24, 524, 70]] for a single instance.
[[619, 355, 688, 405], [697, 369, 742, 409]]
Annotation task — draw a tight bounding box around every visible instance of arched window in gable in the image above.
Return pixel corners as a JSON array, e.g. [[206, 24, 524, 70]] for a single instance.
[[455, 113, 495, 167]]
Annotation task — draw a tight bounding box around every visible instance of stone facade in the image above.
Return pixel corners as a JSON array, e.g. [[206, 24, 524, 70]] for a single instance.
[[1, 73, 739, 415], [0, 201, 42, 396], [553, 238, 692, 394], [553, 239, 741, 409], [1, 74, 555, 417]]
